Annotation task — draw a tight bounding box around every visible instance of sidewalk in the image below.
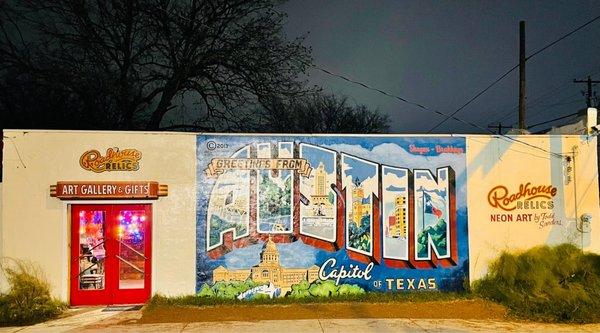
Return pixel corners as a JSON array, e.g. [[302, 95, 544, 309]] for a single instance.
[[82, 318, 600, 332], [0, 307, 124, 333], [2, 308, 600, 332]]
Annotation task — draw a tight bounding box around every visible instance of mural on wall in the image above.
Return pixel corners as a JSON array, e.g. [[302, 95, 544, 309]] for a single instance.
[[197, 135, 469, 300]]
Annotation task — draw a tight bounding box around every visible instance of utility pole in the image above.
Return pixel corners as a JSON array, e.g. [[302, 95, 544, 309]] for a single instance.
[[487, 122, 511, 135], [518, 21, 527, 131], [573, 76, 599, 107]]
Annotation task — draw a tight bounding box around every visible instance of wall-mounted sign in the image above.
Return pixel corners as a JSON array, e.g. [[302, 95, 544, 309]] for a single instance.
[[487, 182, 560, 228], [80, 148, 142, 173], [50, 181, 167, 200], [205, 158, 312, 177], [487, 182, 557, 211]]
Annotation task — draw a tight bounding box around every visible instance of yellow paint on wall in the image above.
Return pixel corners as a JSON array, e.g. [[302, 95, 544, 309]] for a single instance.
[[466, 135, 600, 281]]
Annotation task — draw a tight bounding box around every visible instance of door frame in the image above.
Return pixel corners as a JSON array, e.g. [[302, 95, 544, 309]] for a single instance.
[[63, 200, 156, 305]]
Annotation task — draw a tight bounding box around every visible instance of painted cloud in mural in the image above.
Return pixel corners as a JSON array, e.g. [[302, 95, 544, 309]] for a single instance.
[[196, 135, 469, 301], [324, 142, 467, 209]]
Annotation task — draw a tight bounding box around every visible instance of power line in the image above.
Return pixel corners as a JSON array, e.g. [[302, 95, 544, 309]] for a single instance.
[[514, 93, 583, 126], [426, 65, 518, 133], [312, 66, 431, 112], [489, 83, 574, 125], [527, 111, 580, 129], [160, 5, 571, 159], [310, 64, 566, 159], [526, 14, 600, 61], [490, 65, 600, 125], [426, 13, 600, 133], [311, 66, 489, 131]]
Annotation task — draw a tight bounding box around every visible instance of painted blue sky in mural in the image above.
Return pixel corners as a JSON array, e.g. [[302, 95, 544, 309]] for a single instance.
[[216, 241, 318, 269], [196, 135, 469, 293], [343, 155, 377, 184], [302, 145, 335, 174]]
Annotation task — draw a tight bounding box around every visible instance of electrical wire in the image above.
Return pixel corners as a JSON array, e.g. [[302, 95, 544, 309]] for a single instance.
[[158, 4, 567, 158], [527, 111, 580, 129], [489, 83, 573, 125], [488, 65, 600, 126], [311, 64, 566, 159], [526, 14, 600, 61], [426, 64, 518, 133], [515, 94, 583, 125], [426, 13, 600, 133]]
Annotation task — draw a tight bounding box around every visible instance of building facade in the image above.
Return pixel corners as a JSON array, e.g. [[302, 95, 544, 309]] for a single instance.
[[1, 130, 598, 305]]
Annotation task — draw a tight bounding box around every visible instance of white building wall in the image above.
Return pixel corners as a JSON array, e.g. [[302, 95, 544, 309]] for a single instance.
[[1, 130, 197, 301], [2, 130, 599, 299], [0, 182, 3, 291]]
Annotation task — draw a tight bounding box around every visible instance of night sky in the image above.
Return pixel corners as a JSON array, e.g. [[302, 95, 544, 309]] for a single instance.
[[282, 0, 600, 133]]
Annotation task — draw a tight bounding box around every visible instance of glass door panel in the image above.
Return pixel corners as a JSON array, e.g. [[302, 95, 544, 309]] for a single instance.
[[117, 210, 147, 290], [71, 205, 111, 306], [78, 210, 106, 290]]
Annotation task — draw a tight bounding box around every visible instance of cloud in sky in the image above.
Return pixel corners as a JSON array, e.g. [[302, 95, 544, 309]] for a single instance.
[[386, 185, 406, 192], [326, 142, 467, 208]]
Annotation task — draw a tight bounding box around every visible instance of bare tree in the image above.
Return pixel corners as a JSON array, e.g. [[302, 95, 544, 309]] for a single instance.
[[256, 93, 390, 133], [0, 0, 312, 130]]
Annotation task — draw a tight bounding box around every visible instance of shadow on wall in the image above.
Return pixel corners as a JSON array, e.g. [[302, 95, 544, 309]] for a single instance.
[[550, 136, 597, 248], [466, 136, 513, 180], [548, 136, 578, 247], [466, 135, 586, 247]]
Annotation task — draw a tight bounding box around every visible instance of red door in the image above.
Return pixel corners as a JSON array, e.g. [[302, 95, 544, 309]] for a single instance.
[[70, 204, 152, 305]]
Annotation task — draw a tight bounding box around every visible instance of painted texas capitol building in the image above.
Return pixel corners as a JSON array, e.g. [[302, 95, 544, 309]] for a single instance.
[[212, 237, 319, 291]]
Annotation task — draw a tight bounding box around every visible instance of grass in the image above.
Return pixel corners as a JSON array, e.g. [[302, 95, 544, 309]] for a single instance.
[[150, 243, 600, 324], [473, 243, 600, 323], [146, 290, 471, 310], [0, 260, 66, 326]]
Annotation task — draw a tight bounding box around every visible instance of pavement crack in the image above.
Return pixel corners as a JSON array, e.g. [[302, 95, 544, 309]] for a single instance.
[[408, 318, 430, 332], [318, 318, 325, 333], [180, 321, 190, 332]]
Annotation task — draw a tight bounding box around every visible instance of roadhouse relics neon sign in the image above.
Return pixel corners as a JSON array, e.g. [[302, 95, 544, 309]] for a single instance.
[[79, 147, 142, 173]]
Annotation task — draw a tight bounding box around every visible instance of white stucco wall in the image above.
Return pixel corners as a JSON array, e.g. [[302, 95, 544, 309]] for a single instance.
[[1, 130, 197, 301], [465, 135, 600, 281], [2, 131, 599, 300], [0, 182, 3, 289]]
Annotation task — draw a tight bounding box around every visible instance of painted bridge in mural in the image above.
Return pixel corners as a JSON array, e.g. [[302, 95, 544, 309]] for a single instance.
[[202, 140, 459, 269]]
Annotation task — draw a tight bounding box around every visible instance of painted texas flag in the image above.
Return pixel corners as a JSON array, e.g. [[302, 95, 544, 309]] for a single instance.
[[424, 192, 443, 219]]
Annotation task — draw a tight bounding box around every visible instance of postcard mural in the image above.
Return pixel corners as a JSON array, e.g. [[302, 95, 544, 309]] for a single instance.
[[196, 135, 469, 300]]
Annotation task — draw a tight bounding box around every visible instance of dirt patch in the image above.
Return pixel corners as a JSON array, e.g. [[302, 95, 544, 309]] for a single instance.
[[139, 299, 508, 324]]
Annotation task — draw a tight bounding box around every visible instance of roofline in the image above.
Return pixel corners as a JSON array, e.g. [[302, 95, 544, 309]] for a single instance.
[[2, 129, 587, 138]]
